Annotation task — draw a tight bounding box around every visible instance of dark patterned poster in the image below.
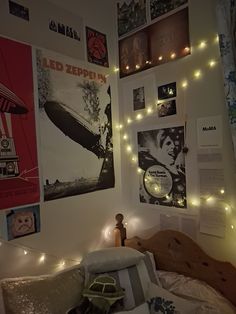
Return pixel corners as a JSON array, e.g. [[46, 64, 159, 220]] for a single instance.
[[150, 0, 188, 20], [117, 0, 147, 37], [133, 86, 145, 110], [86, 27, 109, 67], [0, 37, 40, 210], [138, 126, 186, 208], [158, 100, 176, 117], [36, 48, 114, 201]]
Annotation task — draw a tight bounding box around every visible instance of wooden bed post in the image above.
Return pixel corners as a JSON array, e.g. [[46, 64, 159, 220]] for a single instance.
[[114, 213, 126, 247]]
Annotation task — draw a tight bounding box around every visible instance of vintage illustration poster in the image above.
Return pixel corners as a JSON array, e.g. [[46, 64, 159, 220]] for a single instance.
[[86, 27, 109, 67], [138, 126, 186, 208], [150, 0, 188, 20], [36, 48, 115, 201], [117, 0, 147, 37], [0, 36, 40, 210]]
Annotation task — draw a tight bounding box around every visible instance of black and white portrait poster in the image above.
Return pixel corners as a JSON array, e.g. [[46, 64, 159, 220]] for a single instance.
[[36, 48, 115, 201], [133, 86, 145, 110], [138, 126, 186, 208]]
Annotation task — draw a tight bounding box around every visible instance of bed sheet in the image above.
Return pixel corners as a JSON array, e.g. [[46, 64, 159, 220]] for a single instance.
[[157, 270, 236, 314]]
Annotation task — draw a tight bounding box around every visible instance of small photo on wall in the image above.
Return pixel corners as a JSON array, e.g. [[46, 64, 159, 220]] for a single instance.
[[158, 99, 176, 117], [8, 0, 29, 21], [150, 0, 188, 20], [1, 205, 40, 241], [158, 82, 176, 100], [133, 86, 145, 110], [86, 27, 109, 67]]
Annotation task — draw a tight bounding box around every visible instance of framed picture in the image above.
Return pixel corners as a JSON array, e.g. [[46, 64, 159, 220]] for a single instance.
[[133, 86, 145, 110], [158, 99, 176, 117], [150, 0, 188, 20], [86, 27, 109, 67], [158, 82, 177, 100]]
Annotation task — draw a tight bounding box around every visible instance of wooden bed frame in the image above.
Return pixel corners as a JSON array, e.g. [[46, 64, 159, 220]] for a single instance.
[[114, 214, 236, 307]]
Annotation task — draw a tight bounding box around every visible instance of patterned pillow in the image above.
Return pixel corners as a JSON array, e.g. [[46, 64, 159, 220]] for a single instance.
[[87, 251, 161, 311], [147, 282, 201, 314]]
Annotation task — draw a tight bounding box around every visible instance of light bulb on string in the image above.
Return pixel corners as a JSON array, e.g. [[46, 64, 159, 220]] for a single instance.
[[113, 67, 119, 73], [146, 106, 153, 114], [123, 134, 128, 140], [39, 254, 46, 263], [181, 80, 188, 88], [127, 118, 132, 124], [137, 167, 142, 174], [220, 189, 225, 195], [209, 59, 216, 68], [24, 250, 28, 255], [158, 56, 163, 61], [199, 41, 207, 49], [170, 52, 176, 59], [126, 145, 132, 153], [194, 70, 202, 79], [136, 113, 143, 120]]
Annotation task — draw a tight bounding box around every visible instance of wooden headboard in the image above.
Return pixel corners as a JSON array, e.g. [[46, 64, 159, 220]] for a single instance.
[[113, 215, 236, 307]]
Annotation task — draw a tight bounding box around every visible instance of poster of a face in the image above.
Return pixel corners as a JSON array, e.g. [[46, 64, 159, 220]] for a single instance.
[[0, 36, 40, 210], [6, 205, 40, 240], [36, 49, 115, 201], [133, 86, 145, 110], [117, 0, 147, 37], [150, 0, 188, 20], [158, 100, 176, 117], [138, 126, 186, 208]]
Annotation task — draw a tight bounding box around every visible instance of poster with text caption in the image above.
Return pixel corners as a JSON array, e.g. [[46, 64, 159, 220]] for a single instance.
[[36, 49, 115, 201], [138, 126, 186, 208], [0, 37, 40, 210]]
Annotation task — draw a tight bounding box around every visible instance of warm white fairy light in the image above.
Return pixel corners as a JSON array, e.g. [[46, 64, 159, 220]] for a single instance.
[[209, 59, 216, 67], [135, 64, 140, 69], [123, 134, 128, 140], [127, 118, 132, 124], [59, 260, 66, 267], [194, 70, 202, 79], [126, 145, 132, 153], [125, 65, 130, 70], [170, 52, 176, 59], [39, 254, 46, 263], [220, 189, 225, 194], [147, 107, 153, 114], [24, 250, 28, 255], [131, 155, 137, 162], [166, 195, 170, 200], [214, 34, 219, 43], [184, 46, 190, 53], [137, 167, 142, 174], [225, 206, 229, 211], [114, 67, 119, 73], [199, 41, 207, 49], [206, 196, 215, 203], [136, 113, 143, 120], [158, 56, 163, 61], [182, 80, 188, 88], [146, 60, 150, 64], [231, 225, 234, 230], [191, 198, 200, 206]]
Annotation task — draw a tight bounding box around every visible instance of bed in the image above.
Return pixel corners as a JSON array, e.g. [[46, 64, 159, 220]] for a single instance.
[[1, 213, 236, 314]]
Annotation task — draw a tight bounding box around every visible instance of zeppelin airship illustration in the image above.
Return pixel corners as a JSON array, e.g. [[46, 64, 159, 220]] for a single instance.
[[0, 82, 28, 114], [44, 101, 105, 158]]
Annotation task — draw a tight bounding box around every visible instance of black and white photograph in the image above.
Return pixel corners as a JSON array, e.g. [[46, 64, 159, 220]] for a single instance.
[[117, 0, 147, 37], [158, 82, 177, 100], [150, 0, 188, 20], [133, 86, 145, 110], [138, 126, 186, 208], [8, 0, 29, 21], [36, 49, 115, 201], [158, 99, 176, 117]]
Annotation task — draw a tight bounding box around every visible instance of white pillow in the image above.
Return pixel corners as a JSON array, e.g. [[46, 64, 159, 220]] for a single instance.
[[146, 282, 201, 314], [81, 247, 144, 273], [115, 302, 149, 314]]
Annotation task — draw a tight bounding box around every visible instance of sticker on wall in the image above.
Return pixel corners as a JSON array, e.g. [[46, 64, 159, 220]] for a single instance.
[[158, 100, 176, 117], [158, 82, 177, 100], [197, 115, 222, 148], [36, 48, 115, 201], [0, 204, 40, 241], [117, 0, 147, 37], [133, 86, 145, 110], [119, 8, 190, 77], [8, 0, 30, 21], [138, 126, 186, 208], [49, 19, 80, 42], [150, 0, 188, 21], [0, 37, 40, 211], [86, 27, 109, 67]]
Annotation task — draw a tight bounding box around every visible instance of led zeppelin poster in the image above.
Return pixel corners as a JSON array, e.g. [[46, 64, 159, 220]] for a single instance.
[[0, 36, 40, 210], [138, 126, 186, 208], [36, 48, 115, 201]]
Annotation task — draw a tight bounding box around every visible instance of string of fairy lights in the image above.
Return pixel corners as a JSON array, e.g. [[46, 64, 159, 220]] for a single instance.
[[0, 35, 235, 270]]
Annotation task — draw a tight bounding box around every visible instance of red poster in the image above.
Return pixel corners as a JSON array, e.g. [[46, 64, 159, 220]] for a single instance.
[[0, 37, 40, 210]]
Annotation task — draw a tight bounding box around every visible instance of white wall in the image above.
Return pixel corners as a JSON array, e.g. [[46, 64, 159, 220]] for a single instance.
[[119, 0, 236, 265], [0, 0, 123, 285]]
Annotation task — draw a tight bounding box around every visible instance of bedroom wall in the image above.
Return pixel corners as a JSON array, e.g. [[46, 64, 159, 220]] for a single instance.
[[119, 0, 236, 266], [0, 0, 122, 285]]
